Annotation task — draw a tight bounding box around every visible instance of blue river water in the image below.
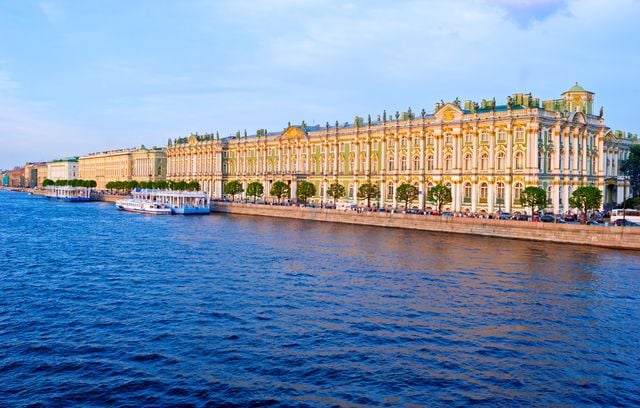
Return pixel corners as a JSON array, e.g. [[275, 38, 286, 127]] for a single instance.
[[1, 190, 639, 407]]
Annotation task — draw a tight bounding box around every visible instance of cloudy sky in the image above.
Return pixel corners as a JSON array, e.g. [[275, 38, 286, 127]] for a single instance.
[[1, 0, 639, 169]]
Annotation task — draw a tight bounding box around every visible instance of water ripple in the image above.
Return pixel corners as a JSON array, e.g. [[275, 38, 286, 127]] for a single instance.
[[1, 191, 640, 406]]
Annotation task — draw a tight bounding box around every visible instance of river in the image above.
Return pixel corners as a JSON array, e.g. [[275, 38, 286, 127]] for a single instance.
[[1, 190, 639, 406]]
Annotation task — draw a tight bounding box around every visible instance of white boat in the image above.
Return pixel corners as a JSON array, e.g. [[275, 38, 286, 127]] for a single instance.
[[45, 186, 95, 202], [131, 189, 210, 214], [115, 198, 172, 215]]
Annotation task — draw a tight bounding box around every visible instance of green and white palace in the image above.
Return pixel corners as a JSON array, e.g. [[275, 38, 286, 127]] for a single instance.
[[166, 84, 637, 213]]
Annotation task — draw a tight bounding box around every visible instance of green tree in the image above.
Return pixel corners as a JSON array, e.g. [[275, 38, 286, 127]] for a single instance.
[[326, 182, 345, 205], [224, 180, 244, 201], [154, 180, 168, 190], [427, 183, 452, 213], [296, 181, 316, 204], [42, 178, 54, 187], [187, 181, 200, 191], [357, 182, 380, 208], [270, 181, 289, 203], [569, 186, 602, 223], [520, 186, 546, 219], [620, 144, 640, 198], [396, 183, 419, 210], [246, 181, 264, 203]]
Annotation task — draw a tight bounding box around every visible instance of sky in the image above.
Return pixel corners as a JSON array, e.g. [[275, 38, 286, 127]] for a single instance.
[[1, 0, 639, 169]]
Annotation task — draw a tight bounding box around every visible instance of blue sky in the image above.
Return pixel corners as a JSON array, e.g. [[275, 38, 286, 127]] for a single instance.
[[1, 0, 639, 169]]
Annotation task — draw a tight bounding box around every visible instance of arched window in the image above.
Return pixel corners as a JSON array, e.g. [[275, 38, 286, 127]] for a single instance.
[[444, 155, 452, 170], [371, 157, 378, 174], [401, 156, 407, 171], [547, 185, 553, 206], [496, 152, 505, 171], [387, 182, 394, 198], [426, 182, 434, 201], [426, 155, 434, 171], [388, 155, 395, 171], [310, 159, 316, 175], [464, 182, 472, 202], [480, 182, 488, 202], [480, 153, 489, 171], [513, 182, 523, 203], [401, 137, 407, 147], [348, 183, 354, 199], [360, 155, 366, 173], [349, 155, 355, 172], [515, 151, 524, 170], [413, 155, 420, 171], [481, 131, 489, 143], [464, 153, 472, 171], [496, 182, 505, 204]]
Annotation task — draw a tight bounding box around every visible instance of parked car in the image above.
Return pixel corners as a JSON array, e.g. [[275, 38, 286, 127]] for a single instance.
[[406, 208, 424, 215], [540, 214, 555, 223], [499, 212, 511, 220], [613, 219, 640, 227], [441, 212, 454, 217], [586, 220, 604, 226]]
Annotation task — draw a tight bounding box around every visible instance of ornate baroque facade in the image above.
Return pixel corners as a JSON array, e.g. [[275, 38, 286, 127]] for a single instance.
[[79, 147, 167, 189], [166, 84, 638, 213]]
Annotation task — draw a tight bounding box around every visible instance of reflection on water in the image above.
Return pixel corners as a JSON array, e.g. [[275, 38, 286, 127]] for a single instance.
[[0, 191, 639, 406]]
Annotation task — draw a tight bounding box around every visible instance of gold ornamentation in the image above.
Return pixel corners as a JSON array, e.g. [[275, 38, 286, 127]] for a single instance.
[[443, 110, 455, 122]]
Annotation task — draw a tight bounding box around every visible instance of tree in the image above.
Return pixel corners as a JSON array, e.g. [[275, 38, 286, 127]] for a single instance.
[[358, 183, 380, 208], [296, 181, 316, 204], [396, 183, 419, 210], [569, 186, 602, 223], [427, 183, 452, 213], [42, 179, 54, 187], [326, 182, 345, 205], [620, 144, 640, 198], [224, 180, 244, 201], [520, 186, 546, 220], [270, 181, 289, 203], [187, 181, 200, 191], [246, 181, 264, 203]]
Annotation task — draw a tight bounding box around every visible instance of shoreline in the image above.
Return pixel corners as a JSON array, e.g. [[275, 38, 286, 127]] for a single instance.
[[210, 201, 640, 251], [4, 186, 639, 251]]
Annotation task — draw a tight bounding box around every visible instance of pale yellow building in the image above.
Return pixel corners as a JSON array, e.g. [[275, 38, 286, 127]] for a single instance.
[[47, 158, 78, 181], [79, 147, 167, 189], [166, 84, 637, 213]]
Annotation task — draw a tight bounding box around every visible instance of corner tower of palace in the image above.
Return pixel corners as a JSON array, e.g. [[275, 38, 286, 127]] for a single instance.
[[166, 84, 638, 213]]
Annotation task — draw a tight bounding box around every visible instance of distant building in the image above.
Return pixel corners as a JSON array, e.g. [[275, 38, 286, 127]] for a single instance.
[[24, 162, 48, 188], [78, 147, 166, 189], [1, 171, 9, 186], [9, 167, 25, 187], [166, 84, 638, 213], [47, 158, 78, 181]]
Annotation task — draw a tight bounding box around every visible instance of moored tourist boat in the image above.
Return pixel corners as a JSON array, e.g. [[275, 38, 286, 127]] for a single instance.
[[132, 189, 210, 215], [45, 186, 95, 202], [115, 198, 172, 215]]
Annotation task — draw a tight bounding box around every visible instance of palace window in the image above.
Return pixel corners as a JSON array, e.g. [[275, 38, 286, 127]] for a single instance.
[[479, 183, 488, 202], [387, 182, 394, 198], [464, 182, 472, 202], [444, 155, 452, 170], [401, 156, 408, 171], [480, 153, 489, 171], [515, 128, 525, 142], [426, 182, 434, 201], [480, 131, 489, 144], [427, 135, 434, 145], [514, 151, 524, 170], [496, 152, 505, 171], [388, 155, 395, 171], [496, 182, 505, 204], [445, 134, 452, 145], [413, 155, 420, 171], [513, 183, 523, 204], [464, 153, 472, 171], [426, 155, 434, 171], [372, 157, 378, 174], [464, 133, 472, 144], [401, 138, 407, 148]]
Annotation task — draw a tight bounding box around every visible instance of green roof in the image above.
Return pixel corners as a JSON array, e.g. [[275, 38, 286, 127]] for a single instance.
[[566, 82, 586, 93]]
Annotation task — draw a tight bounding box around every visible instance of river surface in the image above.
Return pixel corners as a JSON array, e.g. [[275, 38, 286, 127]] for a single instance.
[[1, 190, 639, 407]]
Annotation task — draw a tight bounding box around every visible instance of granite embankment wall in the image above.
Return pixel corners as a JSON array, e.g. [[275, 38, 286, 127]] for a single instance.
[[211, 202, 640, 251]]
